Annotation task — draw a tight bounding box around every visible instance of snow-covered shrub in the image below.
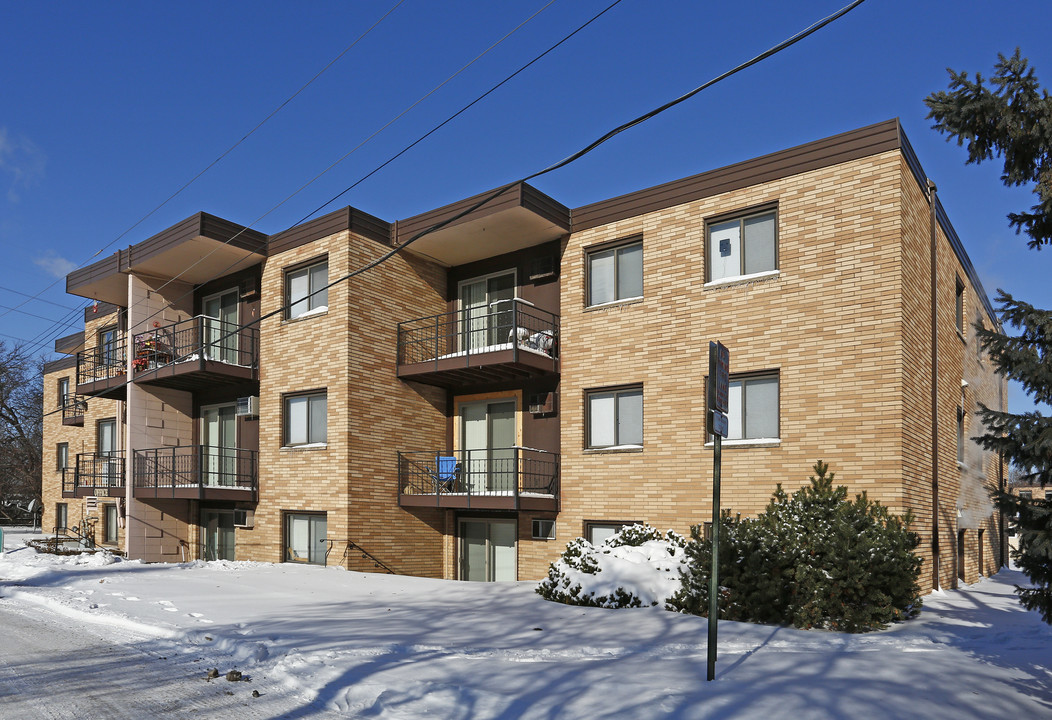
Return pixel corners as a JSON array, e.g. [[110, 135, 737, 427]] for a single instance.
[[536, 525, 687, 608], [668, 461, 923, 632]]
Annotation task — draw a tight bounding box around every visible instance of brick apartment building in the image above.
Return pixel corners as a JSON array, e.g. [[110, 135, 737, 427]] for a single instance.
[[41, 119, 1007, 591]]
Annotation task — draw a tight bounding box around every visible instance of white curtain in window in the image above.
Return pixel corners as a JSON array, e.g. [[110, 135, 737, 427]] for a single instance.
[[727, 381, 744, 440], [589, 250, 616, 305], [618, 389, 643, 445], [744, 214, 776, 275], [709, 219, 741, 281], [617, 243, 643, 299], [289, 269, 309, 318], [287, 396, 308, 445], [589, 392, 616, 447]]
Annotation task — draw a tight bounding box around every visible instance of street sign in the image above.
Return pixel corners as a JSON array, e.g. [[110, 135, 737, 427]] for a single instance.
[[708, 341, 729, 413], [709, 410, 729, 439]]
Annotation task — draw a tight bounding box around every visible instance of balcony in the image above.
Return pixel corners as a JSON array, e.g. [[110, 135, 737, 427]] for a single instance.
[[61, 394, 87, 426], [76, 337, 127, 400], [398, 447, 559, 511], [73, 452, 126, 498], [132, 316, 259, 391], [397, 299, 559, 388], [133, 446, 258, 502]]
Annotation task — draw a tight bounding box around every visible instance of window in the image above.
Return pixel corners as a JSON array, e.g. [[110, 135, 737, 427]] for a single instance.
[[1045, 491, 1052, 501], [285, 512, 327, 564], [957, 406, 965, 464], [286, 259, 328, 319], [56, 443, 69, 471], [57, 377, 69, 408], [55, 503, 68, 531], [708, 209, 776, 282], [720, 373, 779, 440], [532, 519, 556, 540], [587, 240, 642, 306], [587, 386, 642, 448], [103, 504, 118, 544], [955, 276, 965, 335], [99, 327, 120, 367], [1019, 491, 1032, 500], [284, 391, 327, 446], [585, 521, 639, 545]]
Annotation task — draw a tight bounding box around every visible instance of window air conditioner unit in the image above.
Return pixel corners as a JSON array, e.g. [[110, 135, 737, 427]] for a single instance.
[[233, 509, 254, 528], [235, 396, 259, 418]]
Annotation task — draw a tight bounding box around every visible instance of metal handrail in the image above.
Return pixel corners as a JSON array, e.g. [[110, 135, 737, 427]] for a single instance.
[[74, 451, 126, 491], [76, 335, 127, 385], [398, 447, 559, 505], [132, 445, 258, 498], [397, 299, 559, 368], [132, 315, 259, 373], [61, 393, 88, 421]]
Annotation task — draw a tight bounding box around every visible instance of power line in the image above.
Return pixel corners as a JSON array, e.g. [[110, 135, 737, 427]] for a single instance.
[[0, 0, 407, 328], [56, 0, 868, 413], [30, 0, 567, 362]]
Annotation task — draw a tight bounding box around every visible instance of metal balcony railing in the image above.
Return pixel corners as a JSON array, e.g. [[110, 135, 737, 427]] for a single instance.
[[132, 316, 259, 373], [133, 445, 258, 497], [76, 336, 127, 385], [74, 451, 126, 493], [61, 394, 87, 423], [398, 447, 559, 506], [397, 299, 558, 367]]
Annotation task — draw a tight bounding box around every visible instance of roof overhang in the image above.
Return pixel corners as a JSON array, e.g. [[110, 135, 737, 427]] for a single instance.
[[395, 183, 570, 267], [67, 213, 267, 304]]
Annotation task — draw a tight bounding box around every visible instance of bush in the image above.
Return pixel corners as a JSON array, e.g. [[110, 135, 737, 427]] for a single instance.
[[536, 524, 687, 608], [668, 461, 923, 632]]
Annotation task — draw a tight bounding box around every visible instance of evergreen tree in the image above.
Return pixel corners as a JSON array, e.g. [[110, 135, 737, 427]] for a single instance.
[[926, 50, 1052, 622]]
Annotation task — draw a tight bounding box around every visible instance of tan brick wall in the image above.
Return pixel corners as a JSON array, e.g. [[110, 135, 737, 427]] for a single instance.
[[542, 150, 1004, 591], [41, 361, 125, 548], [249, 230, 448, 575]]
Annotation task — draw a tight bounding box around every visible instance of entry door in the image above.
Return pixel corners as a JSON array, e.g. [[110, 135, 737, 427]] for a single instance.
[[97, 419, 118, 486], [459, 272, 515, 351], [461, 400, 516, 494], [201, 404, 237, 487], [201, 510, 235, 561], [460, 519, 516, 581], [203, 289, 239, 364]]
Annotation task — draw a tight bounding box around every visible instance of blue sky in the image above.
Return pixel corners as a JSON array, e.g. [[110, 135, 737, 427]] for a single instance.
[[1, 0, 1049, 412]]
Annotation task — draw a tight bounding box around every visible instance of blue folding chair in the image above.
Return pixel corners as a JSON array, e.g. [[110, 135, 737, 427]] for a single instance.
[[431, 455, 460, 493]]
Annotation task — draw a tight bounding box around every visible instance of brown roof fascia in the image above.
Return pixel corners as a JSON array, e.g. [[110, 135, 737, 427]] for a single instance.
[[266, 206, 392, 256], [54, 331, 85, 354], [571, 119, 903, 231], [67, 212, 267, 293], [394, 182, 570, 245], [43, 355, 77, 374]]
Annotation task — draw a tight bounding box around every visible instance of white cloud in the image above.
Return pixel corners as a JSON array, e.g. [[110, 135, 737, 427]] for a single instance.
[[33, 251, 77, 278], [0, 127, 46, 202]]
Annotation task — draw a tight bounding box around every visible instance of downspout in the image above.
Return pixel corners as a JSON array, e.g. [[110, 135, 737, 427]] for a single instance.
[[927, 179, 941, 590]]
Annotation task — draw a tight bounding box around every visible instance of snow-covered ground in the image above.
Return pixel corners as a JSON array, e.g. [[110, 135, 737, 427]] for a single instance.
[[1, 527, 1050, 719]]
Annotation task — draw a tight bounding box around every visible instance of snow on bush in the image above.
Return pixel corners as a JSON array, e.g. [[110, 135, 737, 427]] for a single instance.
[[536, 524, 687, 608]]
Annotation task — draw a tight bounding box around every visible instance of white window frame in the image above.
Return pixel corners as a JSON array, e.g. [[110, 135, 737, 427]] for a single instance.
[[586, 239, 643, 307], [103, 504, 118, 545], [286, 259, 329, 320], [55, 503, 68, 531], [586, 386, 643, 449], [56, 442, 69, 471], [284, 391, 327, 446], [707, 209, 777, 283], [585, 521, 639, 545]]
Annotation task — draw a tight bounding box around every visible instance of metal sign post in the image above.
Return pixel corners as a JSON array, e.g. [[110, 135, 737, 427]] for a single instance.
[[706, 341, 729, 682]]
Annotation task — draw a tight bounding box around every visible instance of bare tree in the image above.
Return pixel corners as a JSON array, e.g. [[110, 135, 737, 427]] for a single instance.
[[0, 341, 43, 505]]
